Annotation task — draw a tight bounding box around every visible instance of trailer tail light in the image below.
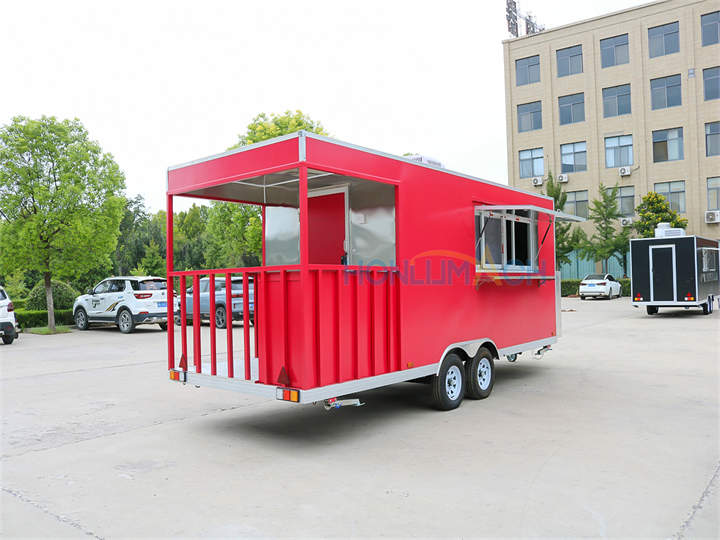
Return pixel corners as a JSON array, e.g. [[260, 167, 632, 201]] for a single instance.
[[276, 388, 299, 402], [169, 370, 180, 381], [684, 294, 695, 301], [134, 293, 152, 299], [634, 294, 643, 301], [7, 302, 13, 312]]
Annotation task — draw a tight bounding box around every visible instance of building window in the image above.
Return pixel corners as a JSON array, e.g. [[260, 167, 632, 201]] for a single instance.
[[655, 181, 685, 213], [519, 148, 544, 178], [517, 101, 542, 132], [617, 186, 635, 216], [652, 128, 683, 162], [707, 121, 720, 156], [475, 209, 538, 272], [708, 177, 720, 210], [600, 34, 629, 67], [557, 45, 583, 77], [650, 74, 681, 109], [702, 11, 720, 46], [649, 21, 679, 58], [559, 93, 585, 125], [603, 84, 631, 117], [516, 55, 540, 86], [605, 135, 633, 167], [560, 142, 587, 173], [564, 190, 589, 219], [704, 67, 720, 100]]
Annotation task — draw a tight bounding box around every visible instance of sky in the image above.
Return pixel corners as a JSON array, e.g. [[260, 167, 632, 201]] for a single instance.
[[1, 0, 641, 211]]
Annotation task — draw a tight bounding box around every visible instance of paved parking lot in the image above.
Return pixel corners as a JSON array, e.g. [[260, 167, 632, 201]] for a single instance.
[[1, 298, 718, 538]]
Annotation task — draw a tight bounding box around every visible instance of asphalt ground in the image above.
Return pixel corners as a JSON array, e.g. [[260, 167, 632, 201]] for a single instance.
[[1, 297, 718, 538]]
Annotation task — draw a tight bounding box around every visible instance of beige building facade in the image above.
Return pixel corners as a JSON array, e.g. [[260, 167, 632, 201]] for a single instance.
[[503, 0, 720, 240]]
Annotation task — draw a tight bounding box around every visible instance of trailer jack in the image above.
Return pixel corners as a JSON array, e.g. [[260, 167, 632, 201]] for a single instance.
[[534, 345, 552, 359], [321, 397, 365, 410]]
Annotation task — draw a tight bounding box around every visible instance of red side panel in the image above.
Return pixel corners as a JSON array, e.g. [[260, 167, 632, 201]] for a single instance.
[[308, 193, 346, 264]]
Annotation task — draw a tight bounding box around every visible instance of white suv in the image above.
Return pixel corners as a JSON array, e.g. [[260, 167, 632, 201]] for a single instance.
[[0, 286, 19, 345], [73, 276, 174, 334]]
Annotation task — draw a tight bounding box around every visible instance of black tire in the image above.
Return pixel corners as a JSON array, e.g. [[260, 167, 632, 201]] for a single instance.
[[215, 305, 227, 329], [158, 322, 168, 331], [431, 353, 465, 411], [74, 307, 89, 330], [646, 306, 658, 315], [2, 335, 14, 345], [117, 308, 135, 334], [465, 347, 495, 400], [702, 302, 710, 315], [580, 296, 585, 300]]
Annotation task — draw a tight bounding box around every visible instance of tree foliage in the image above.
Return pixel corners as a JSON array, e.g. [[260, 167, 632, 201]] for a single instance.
[[577, 184, 632, 274], [544, 172, 583, 266], [633, 191, 688, 238], [132, 240, 166, 277], [25, 280, 79, 310], [0, 116, 125, 329], [230, 110, 328, 149]]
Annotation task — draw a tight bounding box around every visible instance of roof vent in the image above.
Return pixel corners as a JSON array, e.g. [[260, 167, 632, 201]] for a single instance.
[[655, 223, 685, 238], [405, 154, 444, 168]]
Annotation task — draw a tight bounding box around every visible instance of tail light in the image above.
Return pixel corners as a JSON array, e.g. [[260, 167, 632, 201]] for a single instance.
[[580, 282, 587, 286], [276, 388, 299, 402], [134, 293, 152, 299], [7, 302, 14, 312], [232, 293, 242, 298], [598, 282, 607, 286]]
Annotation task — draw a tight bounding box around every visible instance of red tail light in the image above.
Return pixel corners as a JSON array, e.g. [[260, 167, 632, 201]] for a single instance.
[[598, 282, 607, 286], [134, 293, 152, 299], [7, 302, 14, 312], [232, 293, 242, 298]]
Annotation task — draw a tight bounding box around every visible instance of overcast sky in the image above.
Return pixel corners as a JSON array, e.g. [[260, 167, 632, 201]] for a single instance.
[[2, 0, 640, 211]]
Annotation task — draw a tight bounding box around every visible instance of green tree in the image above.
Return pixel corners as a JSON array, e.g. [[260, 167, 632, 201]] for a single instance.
[[114, 195, 150, 275], [2, 270, 29, 299], [0, 116, 125, 330], [174, 204, 209, 270], [544, 172, 583, 266], [633, 191, 688, 238], [133, 240, 165, 276], [230, 110, 328, 149], [578, 184, 632, 275]]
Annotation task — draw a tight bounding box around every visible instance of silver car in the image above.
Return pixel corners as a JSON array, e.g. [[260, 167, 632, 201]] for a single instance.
[[176, 276, 255, 328]]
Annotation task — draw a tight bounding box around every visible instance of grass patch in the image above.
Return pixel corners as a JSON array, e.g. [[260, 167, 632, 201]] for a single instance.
[[25, 325, 73, 335]]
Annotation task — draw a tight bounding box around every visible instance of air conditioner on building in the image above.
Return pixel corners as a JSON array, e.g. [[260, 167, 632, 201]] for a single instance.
[[618, 166, 631, 177], [705, 210, 720, 224], [532, 177, 543, 186], [619, 217, 633, 227], [557, 174, 569, 183]]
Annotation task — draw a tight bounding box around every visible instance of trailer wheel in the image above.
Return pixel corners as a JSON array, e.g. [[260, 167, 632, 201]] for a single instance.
[[465, 347, 495, 400], [702, 301, 710, 315], [432, 353, 465, 411], [215, 305, 227, 329], [646, 306, 658, 315]]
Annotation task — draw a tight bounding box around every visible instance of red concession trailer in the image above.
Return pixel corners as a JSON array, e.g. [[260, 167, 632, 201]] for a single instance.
[[166, 132, 579, 410]]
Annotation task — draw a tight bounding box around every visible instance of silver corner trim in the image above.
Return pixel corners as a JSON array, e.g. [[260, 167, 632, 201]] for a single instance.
[[298, 131, 306, 161]]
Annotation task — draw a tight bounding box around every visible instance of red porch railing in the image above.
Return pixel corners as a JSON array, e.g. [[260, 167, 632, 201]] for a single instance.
[[167, 266, 401, 391]]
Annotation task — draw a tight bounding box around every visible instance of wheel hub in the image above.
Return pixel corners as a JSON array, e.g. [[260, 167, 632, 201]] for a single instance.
[[445, 365, 462, 400], [477, 357, 491, 390]]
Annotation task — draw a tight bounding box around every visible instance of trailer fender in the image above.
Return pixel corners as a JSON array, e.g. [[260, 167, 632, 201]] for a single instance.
[[435, 338, 498, 375]]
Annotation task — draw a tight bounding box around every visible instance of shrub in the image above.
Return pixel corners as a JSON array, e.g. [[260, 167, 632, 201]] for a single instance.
[[15, 309, 74, 328], [561, 279, 581, 297], [25, 280, 79, 310], [619, 278, 631, 296], [11, 298, 26, 310]]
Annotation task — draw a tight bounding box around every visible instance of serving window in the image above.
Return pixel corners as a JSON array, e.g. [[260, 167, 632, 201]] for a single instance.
[[475, 208, 539, 273]]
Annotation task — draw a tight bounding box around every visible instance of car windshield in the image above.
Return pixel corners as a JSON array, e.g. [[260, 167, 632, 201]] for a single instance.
[[584, 274, 605, 280], [132, 279, 166, 291]]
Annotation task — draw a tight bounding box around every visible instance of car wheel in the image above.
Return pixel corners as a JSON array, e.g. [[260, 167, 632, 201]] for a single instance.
[[215, 305, 227, 329], [431, 352, 465, 411], [74, 307, 89, 330], [2, 335, 14, 345], [465, 347, 495, 400], [158, 322, 168, 331], [646, 306, 658, 315], [580, 296, 585, 300], [117, 309, 135, 334]]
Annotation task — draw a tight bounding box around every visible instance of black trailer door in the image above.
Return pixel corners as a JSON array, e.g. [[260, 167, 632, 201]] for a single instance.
[[650, 245, 676, 302]]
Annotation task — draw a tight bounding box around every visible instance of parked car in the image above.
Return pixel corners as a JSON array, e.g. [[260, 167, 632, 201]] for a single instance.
[[579, 273, 622, 300], [176, 276, 254, 329], [0, 286, 19, 345], [73, 276, 174, 333]]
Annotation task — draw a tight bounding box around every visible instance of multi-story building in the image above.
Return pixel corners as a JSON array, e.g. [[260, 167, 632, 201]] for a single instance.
[[503, 0, 720, 267]]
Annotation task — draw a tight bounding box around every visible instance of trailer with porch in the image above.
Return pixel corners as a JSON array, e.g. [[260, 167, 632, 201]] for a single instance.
[[165, 132, 578, 410]]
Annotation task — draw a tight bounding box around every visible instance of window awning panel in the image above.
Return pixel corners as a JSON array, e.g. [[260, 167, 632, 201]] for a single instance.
[[474, 204, 586, 222]]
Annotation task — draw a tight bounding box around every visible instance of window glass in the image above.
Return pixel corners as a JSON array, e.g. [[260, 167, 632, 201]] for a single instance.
[[704, 67, 720, 100], [476, 210, 537, 272], [702, 11, 720, 46], [560, 141, 587, 173], [655, 180, 686, 212], [519, 147, 544, 178], [653, 128, 684, 162], [557, 45, 583, 77], [650, 75, 681, 109], [516, 55, 540, 86], [559, 93, 585, 125], [605, 135, 633, 167], [107, 280, 126, 293], [707, 122, 720, 156], [0, 289, 7, 300], [94, 281, 110, 294], [517, 101, 542, 132], [603, 84, 631, 117], [482, 215, 503, 267], [649, 22, 679, 57], [600, 34, 629, 67], [708, 177, 720, 210], [131, 279, 167, 291], [617, 186, 635, 216], [564, 190, 589, 218]]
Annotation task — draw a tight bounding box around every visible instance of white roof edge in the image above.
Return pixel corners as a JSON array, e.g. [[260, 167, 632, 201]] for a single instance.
[[475, 204, 584, 221]]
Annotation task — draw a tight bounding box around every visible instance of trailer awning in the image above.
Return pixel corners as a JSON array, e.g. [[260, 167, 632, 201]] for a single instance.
[[474, 205, 586, 222]]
